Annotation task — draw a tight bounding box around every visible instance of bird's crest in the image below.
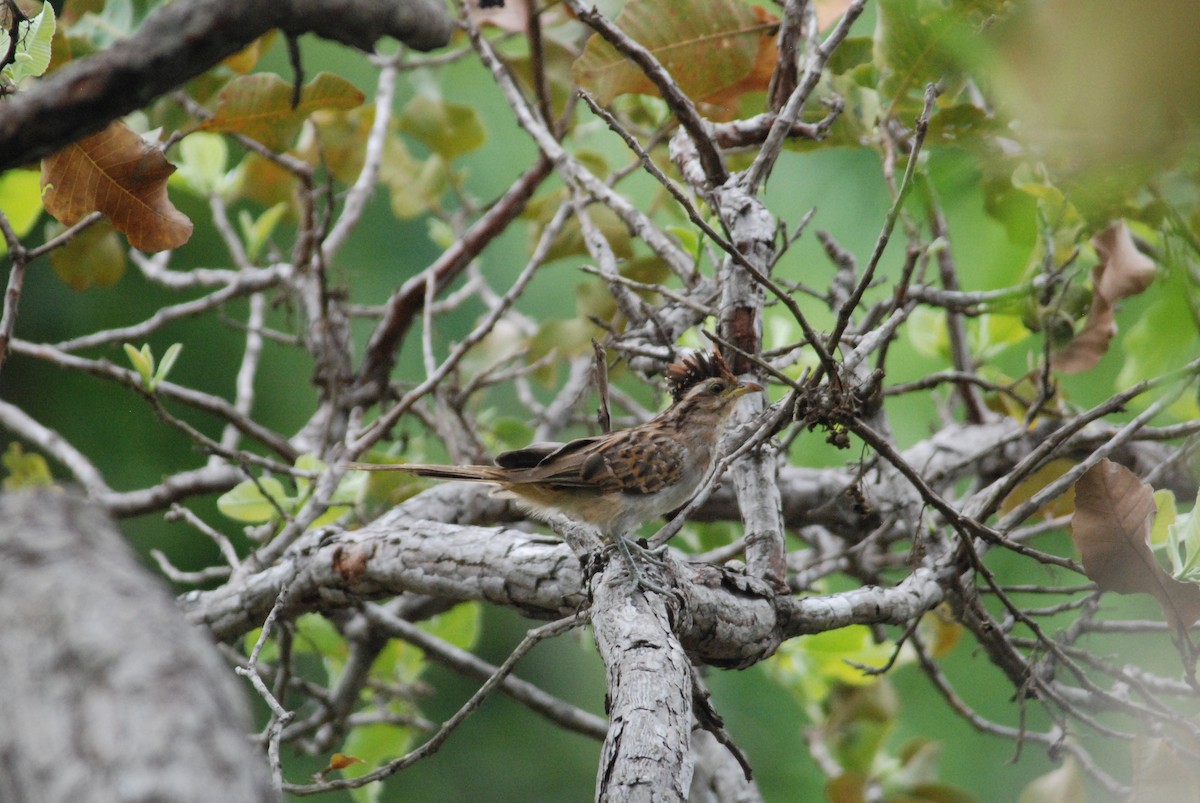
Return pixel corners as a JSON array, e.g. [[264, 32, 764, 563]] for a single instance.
[[666, 347, 737, 403]]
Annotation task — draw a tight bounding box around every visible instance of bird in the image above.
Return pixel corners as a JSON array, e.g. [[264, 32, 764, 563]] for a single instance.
[[349, 348, 764, 590]]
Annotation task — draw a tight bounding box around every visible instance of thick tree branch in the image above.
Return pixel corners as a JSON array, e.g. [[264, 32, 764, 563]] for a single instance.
[[0, 0, 454, 172], [0, 492, 275, 801]]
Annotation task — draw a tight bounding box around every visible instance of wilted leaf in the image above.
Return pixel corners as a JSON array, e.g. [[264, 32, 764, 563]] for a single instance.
[[1092, 220, 1157, 300], [1070, 459, 1200, 632], [917, 605, 962, 658], [1132, 735, 1200, 803], [825, 682, 898, 774], [199, 72, 365, 152], [573, 0, 773, 106], [1019, 758, 1085, 803], [698, 9, 779, 120], [41, 121, 193, 252], [1053, 220, 1156, 373], [816, 0, 857, 31], [48, 220, 127, 290]]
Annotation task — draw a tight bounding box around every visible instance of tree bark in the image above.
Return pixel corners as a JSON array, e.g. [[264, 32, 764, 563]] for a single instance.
[[0, 492, 276, 803], [0, 0, 454, 172]]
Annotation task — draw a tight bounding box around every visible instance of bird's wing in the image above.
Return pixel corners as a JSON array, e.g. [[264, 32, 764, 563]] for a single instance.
[[347, 462, 503, 482], [574, 429, 685, 495], [495, 441, 568, 468]]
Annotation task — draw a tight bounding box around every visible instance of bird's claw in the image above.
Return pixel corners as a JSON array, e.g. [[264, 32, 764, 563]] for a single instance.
[[610, 536, 672, 595]]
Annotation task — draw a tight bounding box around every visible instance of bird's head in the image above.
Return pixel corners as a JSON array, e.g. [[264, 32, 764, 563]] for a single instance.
[[666, 348, 764, 415]]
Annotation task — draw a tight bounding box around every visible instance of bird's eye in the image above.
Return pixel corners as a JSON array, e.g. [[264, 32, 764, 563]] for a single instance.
[[708, 381, 726, 394]]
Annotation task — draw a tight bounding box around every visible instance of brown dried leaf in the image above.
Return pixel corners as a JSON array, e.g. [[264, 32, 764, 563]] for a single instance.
[[1071, 459, 1200, 631], [697, 7, 779, 120], [1092, 219, 1157, 300], [816, 0, 857, 31], [1132, 735, 1200, 802], [573, 0, 774, 106], [41, 122, 193, 252], [1053, 220, 1156, 373]]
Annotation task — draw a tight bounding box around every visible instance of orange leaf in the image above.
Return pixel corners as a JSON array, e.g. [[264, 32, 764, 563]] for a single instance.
[[698, 8, 779, 120], [573, 0, 775, 106], [815, 0, 856, 31], [327, 753, 364, 771], [199, 72, 365, 152], [41, 122, 193, 252], [1071, 459, 1200, 632]]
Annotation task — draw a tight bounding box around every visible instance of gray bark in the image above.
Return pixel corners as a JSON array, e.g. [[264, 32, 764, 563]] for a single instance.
[[0, 492, 275, 803]]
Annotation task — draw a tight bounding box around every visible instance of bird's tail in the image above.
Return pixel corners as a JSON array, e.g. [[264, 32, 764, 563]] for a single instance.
[[345, 462, 504, 483]]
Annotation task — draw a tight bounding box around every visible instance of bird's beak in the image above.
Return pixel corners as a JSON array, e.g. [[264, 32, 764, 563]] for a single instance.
[[732, 380, 764, 397]]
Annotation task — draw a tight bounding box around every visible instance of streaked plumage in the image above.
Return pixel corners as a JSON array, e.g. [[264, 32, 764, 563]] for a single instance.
[[350, 348, 762, 561]]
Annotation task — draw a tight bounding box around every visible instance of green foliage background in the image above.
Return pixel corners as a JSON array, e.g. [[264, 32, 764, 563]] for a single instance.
[[3, 0, 1199, 800]]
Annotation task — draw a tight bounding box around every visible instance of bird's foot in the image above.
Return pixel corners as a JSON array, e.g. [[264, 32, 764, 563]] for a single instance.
[[611, 536, 672, 595]]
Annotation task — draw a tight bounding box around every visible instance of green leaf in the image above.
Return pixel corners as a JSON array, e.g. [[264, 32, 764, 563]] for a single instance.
[[970, 313, 1030, 360], [381, 135, 448, 219], [123, 342, 155, 387], [0, 3, 56, 84], [153, 343, 182, 388], [69, 0, 136, 51], [875, 0, 1000, 113], [398, 95, 486, 160], [767, 625, 899, 708], [2, 442, 55, 490], [48, 222, 127, 291], [216, 476, 290, 523], [490, 417, 535, 451], [1117, 261, 1199, 403], [1167, 490, 1200, 582], [241, 627, 279, 664], [827, 36, 874, 76], [173, 132, 229, 196], [1151, 490, 1178, 548], [906, 306, 950, 359], [342, 723, 414, 800], [237, 202, 288, 262], [0, 170, 44, 254], [294, 612, 346, 659], [293, 453, 325, 496], [421, 602, 481, 652]]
